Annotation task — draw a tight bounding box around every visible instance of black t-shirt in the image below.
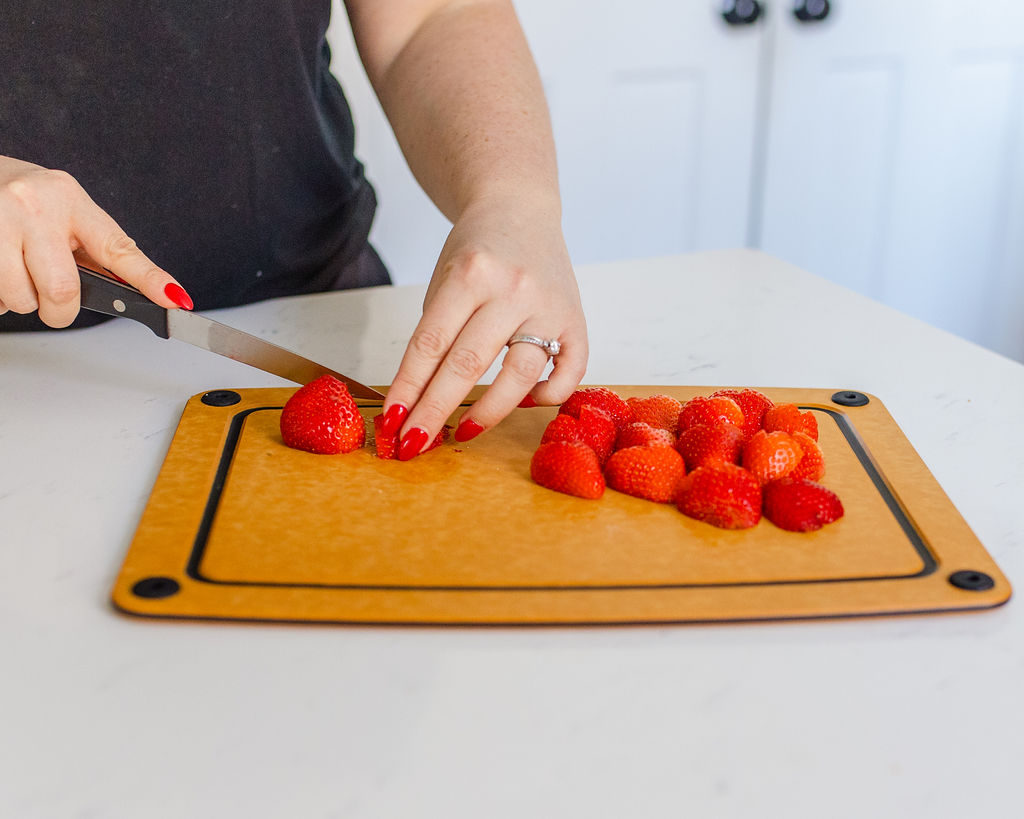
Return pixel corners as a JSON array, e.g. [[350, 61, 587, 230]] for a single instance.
[[1, 1, 384, 331]]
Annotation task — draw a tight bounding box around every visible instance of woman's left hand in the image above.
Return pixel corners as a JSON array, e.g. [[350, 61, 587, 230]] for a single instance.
[[381, 195, 588, 460]]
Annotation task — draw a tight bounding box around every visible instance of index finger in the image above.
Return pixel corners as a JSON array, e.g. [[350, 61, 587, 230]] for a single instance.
[[72, 197, 193, 310]]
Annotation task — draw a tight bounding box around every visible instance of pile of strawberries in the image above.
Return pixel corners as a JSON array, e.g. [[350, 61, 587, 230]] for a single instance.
[[279, 375, 447, 459], [530, 387, 844, 532]]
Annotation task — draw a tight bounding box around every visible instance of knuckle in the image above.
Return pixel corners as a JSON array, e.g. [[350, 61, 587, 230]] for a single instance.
[[102, 231, 139, 260], [443, 347, 487, 381], [410, 325, 450, 359], [6, 293, 39, 314], [414, 396, 453, 427], [45, 168, 81, 196], [503, 353, 543, 385], [41, 276, 79, 306]]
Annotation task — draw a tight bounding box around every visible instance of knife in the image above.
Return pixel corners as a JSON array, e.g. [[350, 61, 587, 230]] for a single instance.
[[77, 264, 385, 400]]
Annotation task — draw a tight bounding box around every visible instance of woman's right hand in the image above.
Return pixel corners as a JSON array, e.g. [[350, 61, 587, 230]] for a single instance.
[[0, 155, 193, 327]]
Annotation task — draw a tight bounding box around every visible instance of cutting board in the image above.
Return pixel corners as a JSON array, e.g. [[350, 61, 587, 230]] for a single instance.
[[111, 386, 1010, 625]]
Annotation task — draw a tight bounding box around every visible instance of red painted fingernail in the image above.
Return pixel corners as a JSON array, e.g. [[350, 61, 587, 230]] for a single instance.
[[518, 395, 537, 409], [379, 403, 409, 437], [454, 418, 484, 443], [164, 283, 194, 311], [398, 427, 429, 461]]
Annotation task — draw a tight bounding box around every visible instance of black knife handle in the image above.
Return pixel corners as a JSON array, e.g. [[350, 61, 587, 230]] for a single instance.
[[78, 266, 170, 338]]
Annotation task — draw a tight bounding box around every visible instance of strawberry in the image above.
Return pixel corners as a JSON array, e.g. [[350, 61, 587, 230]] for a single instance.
[[711, 388, 774, 442], [677, 395, 745, 433], [542, 404, 617, 465], [762, 478, 844, 532], [616, 421, 676, 451], [763, 403, 819, 441], [280, 375, 365, 455], [373, 416, 450, 460], [675, 463, 762, 529], [559, 387, 632, 430], [675, 422, 744, 471], [789, 431, 825, 481], [530, 441, 605, 499], [625, 394, 683, 433], [741, 429, 804, 485], [604, 445, 686, 503]]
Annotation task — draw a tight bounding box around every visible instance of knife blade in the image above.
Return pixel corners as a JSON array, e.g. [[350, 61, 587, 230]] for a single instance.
[[77, 265, 385, 400]]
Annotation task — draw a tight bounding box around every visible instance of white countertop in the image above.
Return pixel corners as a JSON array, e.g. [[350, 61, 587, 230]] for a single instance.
[[2, 250, 1022, 817]]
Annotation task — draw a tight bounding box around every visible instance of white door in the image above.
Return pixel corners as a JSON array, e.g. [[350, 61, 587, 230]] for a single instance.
[[328, 1, 764, 281], [758, 0, 1024, 361]]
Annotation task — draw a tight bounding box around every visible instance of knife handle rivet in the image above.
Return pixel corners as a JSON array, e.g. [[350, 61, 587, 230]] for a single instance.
[[112, 299, 127, 313]]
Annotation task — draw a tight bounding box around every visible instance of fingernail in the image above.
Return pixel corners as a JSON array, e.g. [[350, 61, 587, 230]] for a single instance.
[[379, 403, 409, 437], [398, 427, 429, 461], [518, 395, 537, 409], [454, 418, 484, 443], [164, 283, 194, 311]]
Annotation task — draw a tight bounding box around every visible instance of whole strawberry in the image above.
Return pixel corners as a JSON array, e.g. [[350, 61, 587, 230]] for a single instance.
[[559, 387, 632, 430], [762, 478, 844, 532], [542, 404, 617, 465], [530, 441, 605, 499], [677, 395, 745, 433], [675, 421, 744, 471], [763, 403, 819, 441], [605, 445, 686, 503], [616, 421, 676, 451], [675, 463, 762, 529], [625, 394, 683, 433], [742, 429, 804, 485], [711, 388, 774, 442], [280, 375, 365, 454]]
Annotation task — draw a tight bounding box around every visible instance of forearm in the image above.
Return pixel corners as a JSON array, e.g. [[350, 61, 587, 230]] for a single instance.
[[346, 0, 560, 222]]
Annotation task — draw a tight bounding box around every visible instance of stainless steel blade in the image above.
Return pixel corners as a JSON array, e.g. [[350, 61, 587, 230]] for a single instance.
[[167, 310, 385, 400]]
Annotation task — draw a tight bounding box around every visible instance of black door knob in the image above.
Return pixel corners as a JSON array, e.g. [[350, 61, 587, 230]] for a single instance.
[[722, 0, 763, 26], [793, 0, 830, 22]]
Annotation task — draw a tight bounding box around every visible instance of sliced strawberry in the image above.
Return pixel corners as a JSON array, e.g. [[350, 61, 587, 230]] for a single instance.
[[604, 445, 686, 503], [280, 375, 365, 455], [675, 463, 762, 529], [616, 421, 676, 451], [789, 431, 825, 481], [542, 404, 616, 465], [625, 394, 683, 434], [530, 441, 605, 499], [711, 388, 774, 442], [675, 421, 744, 471], [677, 395, 745, 434], [762, 478, 844, 532], [763, 403, 819, 441], [741, 429, 804, 485], [559, 387, 632, 430], [373, 416, 450, 460]]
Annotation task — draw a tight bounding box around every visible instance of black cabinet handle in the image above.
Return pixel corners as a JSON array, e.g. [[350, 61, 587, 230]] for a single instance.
[[721, 0, 763, 26], [793, 0, 830, 22]]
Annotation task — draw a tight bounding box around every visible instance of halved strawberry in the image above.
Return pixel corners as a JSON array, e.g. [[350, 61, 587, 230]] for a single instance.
[[677, 395, 745, 434], [675, 422, 744, 471], [741, 429, 804, 485], [675, 463, 762, 529], [605, 445, 686, 503], [542, 404, 617, 465], [559, 387, 632, 430], [530, 441, 605, 499], [763, 403, 819, 441], [789, 431, 825, 481], [711, 388, 774, 442], [616, 421, 676, 451], [762, 478, 844, 532], [625, 394, 683, 434], [280, 375, 365, 455]]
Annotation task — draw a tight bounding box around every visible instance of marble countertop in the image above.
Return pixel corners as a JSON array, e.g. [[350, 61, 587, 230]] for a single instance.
[[2, 250, 1022, 817]]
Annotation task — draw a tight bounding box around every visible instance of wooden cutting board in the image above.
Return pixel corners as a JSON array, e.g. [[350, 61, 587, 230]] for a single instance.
[[111, 386, 1010, 625]]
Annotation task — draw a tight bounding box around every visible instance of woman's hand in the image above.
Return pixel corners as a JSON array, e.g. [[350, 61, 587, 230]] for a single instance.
[[0, 155, 192, 327], [381, 194, 588, 459]]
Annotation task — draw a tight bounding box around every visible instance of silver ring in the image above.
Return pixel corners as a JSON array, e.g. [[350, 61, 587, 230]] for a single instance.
[[508, 333, 561, 356]]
